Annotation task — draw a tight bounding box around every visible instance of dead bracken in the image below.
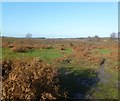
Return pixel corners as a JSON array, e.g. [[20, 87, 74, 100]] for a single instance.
[[2, 58, 62, 100]]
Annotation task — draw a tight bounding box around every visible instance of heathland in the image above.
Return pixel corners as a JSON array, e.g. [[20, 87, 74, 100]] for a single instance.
[[1, 37, 119, 100]]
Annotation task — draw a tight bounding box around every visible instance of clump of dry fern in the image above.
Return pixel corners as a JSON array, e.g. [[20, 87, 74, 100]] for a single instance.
[[2, 58, 61, 100]]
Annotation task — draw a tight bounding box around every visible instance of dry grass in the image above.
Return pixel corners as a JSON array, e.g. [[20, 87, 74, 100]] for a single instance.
[[11, 45, 33, 53]]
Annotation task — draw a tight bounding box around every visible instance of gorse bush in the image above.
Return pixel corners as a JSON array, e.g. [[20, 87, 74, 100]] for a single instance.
[[2, 58, 61, 100]]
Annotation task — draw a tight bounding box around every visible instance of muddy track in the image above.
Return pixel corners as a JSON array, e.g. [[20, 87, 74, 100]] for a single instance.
[[85, 58, 107, 99], [99, 58, 106, 83], [70, 58, 108, 99]]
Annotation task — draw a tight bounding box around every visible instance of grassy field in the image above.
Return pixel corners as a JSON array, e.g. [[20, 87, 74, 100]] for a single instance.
[[2, 47, 72, 62], [1, 37, 119, 100]]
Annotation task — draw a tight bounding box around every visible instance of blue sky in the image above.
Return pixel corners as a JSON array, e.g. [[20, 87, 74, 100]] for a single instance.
[[2, 2, 118, 38]]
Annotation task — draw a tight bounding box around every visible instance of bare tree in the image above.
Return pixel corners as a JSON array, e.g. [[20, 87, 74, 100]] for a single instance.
[[110, 33, 116, 41], [88, 36, 92, 41], [26, 33, 32, 38], [94, 35, 100, 41]]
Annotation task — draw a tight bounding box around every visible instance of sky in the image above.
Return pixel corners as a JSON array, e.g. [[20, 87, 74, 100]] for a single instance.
[[2, 2, 118, 38], [1, 0, 120, 2]]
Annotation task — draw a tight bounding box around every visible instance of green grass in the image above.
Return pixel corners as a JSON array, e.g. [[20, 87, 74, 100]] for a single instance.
[[2, 48, 72, 62], [57, 63, 99, 98], [93, 82, 118, 99], [57, 60, 118, 99], [91, 65, 118, 99], [91, 48, 118, 99]]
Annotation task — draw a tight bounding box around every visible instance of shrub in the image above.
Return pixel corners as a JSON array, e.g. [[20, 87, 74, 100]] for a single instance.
[[60, 48, 65, 50], [2, 58, 60, 100], [70, 43, 74, 46], [25, 45, 34, 50], [8, 44, 14, 48], [42, 45, 53, 49], [12, 45, 32, 53]]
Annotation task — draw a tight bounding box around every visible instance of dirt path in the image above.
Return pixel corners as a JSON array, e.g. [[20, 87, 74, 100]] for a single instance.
[[99, 58, 111, 84], [74, 58, 111, 99]]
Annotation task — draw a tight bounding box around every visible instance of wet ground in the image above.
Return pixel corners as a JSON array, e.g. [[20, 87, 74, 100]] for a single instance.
[[57, 58, 118, 99]]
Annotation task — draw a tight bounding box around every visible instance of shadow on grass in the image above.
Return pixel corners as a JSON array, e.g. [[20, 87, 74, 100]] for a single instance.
[[57, 67, 100, 99]]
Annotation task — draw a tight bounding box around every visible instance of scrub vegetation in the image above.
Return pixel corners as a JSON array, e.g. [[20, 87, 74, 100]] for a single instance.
[[1, 37, 119, 100]]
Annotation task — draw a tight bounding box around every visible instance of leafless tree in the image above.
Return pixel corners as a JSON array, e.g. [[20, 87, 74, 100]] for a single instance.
[[26, 33, 32, 38], [88, 36, 91, 41], [94, 35, 100, 41], [110, 33, 116, 41]]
